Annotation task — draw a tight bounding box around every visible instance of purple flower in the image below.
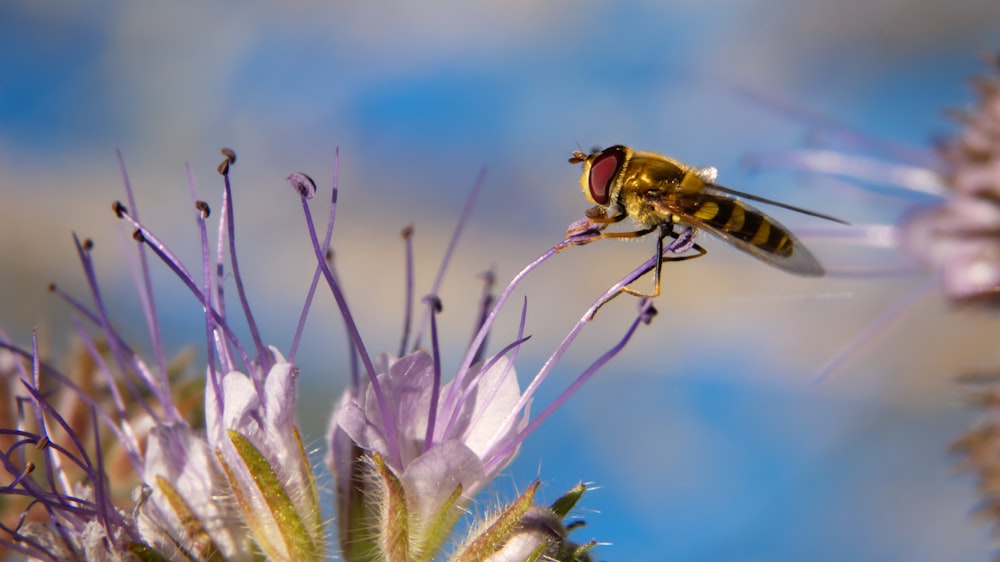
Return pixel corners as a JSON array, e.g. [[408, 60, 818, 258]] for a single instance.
[[290, 165, 663, 560], [2, 145, 663, 561], [747, 57, 1000, 303], [1, 149, 322, 560]]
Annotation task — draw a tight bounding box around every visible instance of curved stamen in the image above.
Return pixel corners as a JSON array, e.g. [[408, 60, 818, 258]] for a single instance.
[[440, 245, 558, 436], [0, 343, 143, 474], [219, 163, 269, 372], [71, 235, 160, 425], [411, 168, 486, 351], [295, 189, 402, 466], [486, 298, 653, 472], [398, 225, 415, 358], [457, 297, 530, 442], [422, 295, 443, 452], [468, 269, 495, 366], [113, 207, 250, 372], [490, 236, 675, 454], [186, 167, 225, 407], [116, 151, 170, 414], [290, 151, 340, 363]]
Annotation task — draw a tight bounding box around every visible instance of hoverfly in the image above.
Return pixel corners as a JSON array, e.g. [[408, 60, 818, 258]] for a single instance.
[[568, 144, 846, 298]]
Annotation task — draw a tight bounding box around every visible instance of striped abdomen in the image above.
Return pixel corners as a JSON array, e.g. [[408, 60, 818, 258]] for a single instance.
[[683, 195, 795, 258]]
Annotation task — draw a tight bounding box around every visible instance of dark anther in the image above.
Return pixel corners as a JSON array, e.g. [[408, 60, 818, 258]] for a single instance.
[[639, 299, 658, 325], [195, 200, 211, 218], [325, 248, 334, 263], [47, 283, 57, 292], [217, 158, 230, 176], [112, 201, 128, 218], [132, 229, 145, 242], [82, 239, 94, 251], [423, 294, 443, 313], [35, 436, 49, 450], [401, 224, 414, 239], [287, 172, 317, 199], [24, 461, 35, 475], [220, 147, 236, 164]]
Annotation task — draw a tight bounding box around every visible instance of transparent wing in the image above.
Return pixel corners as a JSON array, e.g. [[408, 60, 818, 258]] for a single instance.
[[648, 186, 826, 277]]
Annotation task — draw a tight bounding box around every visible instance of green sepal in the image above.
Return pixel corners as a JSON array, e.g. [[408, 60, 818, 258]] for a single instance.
[[415, 479, 464, 562], [337, 444, 380, 562], [373, 453, 411, 562], [218, 429, 323, 562], [153, 475, 228, 561], [549, 483, 586, 519], [126, 542, 169, 562], [450, 480, 540, 562], [291, 426, 323, 533]]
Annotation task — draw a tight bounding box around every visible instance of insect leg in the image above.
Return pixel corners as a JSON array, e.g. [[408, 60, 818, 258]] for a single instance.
[[621, 226, 707, 299], [561, 207, 638, 249], [621, 225, 668, 299]]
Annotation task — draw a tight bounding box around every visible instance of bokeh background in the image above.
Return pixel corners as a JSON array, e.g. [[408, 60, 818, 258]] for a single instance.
[[3, 1, 1000, 560]]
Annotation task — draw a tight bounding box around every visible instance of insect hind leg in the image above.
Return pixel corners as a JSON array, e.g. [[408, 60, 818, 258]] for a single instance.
[[621, 225, 706, 299]]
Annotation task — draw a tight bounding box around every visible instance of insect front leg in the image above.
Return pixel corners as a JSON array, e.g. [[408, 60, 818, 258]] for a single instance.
[[560, 205, 630, 249]]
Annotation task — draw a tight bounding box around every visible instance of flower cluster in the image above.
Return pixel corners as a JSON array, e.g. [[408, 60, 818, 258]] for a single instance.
[[932, 55, 1000, 544], [2, 149, 323, 561], [751, 54, 1000, 545], [1, 146, 665, 560]]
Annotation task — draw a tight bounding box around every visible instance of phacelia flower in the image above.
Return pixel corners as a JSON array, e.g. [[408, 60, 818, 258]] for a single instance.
[[3, 143, 672, 561], [290, 163, 672, 560], [747, 55, 1000, 303], [1, 148, 322, 560], [741, 55, 1000, 383], [750, 53, 1000, 547]]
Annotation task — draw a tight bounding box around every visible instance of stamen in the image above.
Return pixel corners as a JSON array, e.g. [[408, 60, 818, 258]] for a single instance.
[[422, 295, 443, 452], [412, 168, 486, 349], [486, 297, 653, 472], [26, 332, 90, 499], [456, 297, 530, 440], [186, 164, 225, 404], [490, 237, 673, 454], [290, 150, 340, 364], [209, 167, 236, 375], [218, 151, 270, 373], [287, 172, 318, 199], [295, 177, 403, 466], [116, 151, 170, 416], [468, 269, 495, 366], [443, 246, 559, 418], [71, 235, 160, 425], [324, 251, 360, 387], [398, 225, 415, 358], [0, 342, 142, 474], [112, 205, 250, 371], [195, 200, 211, 218]]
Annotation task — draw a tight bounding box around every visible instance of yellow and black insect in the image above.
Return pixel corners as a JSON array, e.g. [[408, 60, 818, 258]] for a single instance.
[[569, 144, 846, 298]]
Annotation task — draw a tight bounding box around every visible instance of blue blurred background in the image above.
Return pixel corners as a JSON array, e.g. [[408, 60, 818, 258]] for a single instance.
[[3, 1, 1000, 560]]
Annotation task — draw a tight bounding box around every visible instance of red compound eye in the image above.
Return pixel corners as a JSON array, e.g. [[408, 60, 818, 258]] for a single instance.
[[588, 146, 625, 206]]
